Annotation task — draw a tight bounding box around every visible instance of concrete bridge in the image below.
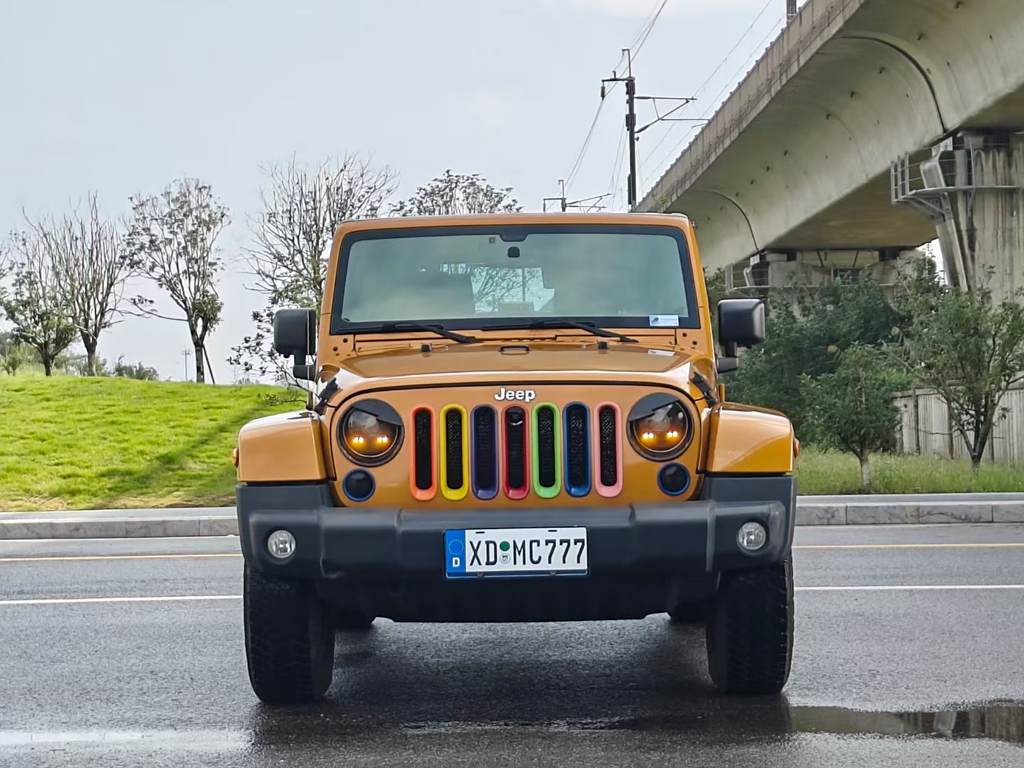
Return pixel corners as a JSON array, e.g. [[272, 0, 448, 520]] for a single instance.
[[638, 0, 1024, 299]]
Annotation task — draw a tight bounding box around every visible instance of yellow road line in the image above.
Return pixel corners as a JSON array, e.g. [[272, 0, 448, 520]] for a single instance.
[[0, 553, 241, 564]]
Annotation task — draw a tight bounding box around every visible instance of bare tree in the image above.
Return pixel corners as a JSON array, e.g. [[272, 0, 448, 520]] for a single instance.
[[1, 230, 77, 376], [392, 170, 520, 216], [125, 179, 227, 384], [29, 194, 130, 375], [229, 156, 397, 377]]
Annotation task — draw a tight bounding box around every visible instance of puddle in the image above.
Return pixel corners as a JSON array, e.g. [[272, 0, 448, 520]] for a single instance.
[[400, 701, 1024, 746]]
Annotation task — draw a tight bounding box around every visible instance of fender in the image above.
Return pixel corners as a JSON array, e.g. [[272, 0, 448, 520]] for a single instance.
[[237, 411, 328, 483], [705, 403, 795, 475]]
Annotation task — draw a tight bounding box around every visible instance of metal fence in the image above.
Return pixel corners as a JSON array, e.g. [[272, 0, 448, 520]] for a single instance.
[[894, 385, 1024, 464]]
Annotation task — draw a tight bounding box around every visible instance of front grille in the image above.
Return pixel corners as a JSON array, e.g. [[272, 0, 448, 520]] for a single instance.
[[472, 406, 498, 499], [413, 409, 433, 493], [503, 407, 529, 499], [564, 403, 590, 497], [410, 400, 622, 501]]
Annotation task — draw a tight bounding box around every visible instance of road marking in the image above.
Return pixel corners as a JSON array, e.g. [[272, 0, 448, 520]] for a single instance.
[[3, 585, 1024, 607], [794, 542, 1024, 550], [0, 553, 241, 564], [0, 595, 241, 606]]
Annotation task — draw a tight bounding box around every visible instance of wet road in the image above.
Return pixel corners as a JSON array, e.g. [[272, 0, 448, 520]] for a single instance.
[[1, 525, 1023, 766]]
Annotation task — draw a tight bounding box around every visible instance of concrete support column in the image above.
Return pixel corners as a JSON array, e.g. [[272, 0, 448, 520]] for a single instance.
[[923, 131, 1024, 300]]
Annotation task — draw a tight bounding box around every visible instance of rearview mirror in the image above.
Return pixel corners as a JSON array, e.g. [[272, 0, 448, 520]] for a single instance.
[[717, 299, 765, 371], [273, 308, 317, 380]]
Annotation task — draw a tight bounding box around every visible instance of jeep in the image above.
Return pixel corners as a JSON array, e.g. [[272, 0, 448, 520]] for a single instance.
[[235, 213, 796, 704]]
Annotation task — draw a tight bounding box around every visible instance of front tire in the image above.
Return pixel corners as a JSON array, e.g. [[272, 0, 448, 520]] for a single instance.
[[705, 560, 793, 695], [244, 565, 335, 704]]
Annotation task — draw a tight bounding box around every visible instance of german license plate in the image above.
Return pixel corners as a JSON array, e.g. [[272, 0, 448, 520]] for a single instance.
[[444, 527, 588, 578]]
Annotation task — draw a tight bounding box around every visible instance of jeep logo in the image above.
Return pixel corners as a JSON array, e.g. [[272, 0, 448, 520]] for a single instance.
[[494, 387, 536, 403]]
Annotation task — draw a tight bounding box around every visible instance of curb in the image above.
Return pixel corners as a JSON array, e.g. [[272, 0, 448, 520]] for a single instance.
[[2, 499, 1024, 540]]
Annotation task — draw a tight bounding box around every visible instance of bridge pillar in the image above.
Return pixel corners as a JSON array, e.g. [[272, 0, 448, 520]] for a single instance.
[[894, 130, 1024, 300], [724, 248, 923, 295]]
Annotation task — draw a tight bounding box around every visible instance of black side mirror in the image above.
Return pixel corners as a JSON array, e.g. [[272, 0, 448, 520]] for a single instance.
[[273, 308, 317, 380], [717, 298, 765, 371]]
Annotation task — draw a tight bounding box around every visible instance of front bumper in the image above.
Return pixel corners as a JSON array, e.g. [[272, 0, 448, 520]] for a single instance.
[[236, 476, 794, 621]]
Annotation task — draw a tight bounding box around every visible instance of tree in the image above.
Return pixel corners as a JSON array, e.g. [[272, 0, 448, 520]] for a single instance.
[[1, 230, 77, 376], [30, 194, 129, 375], [125, 179, 227, 383], [896, 277, 1024, 472], [113, 356, 159, 381], [802, 345, 909, 488], [0, 331, 33, 376], [229, 156, 397, 376], [727, 277, 903, 441], [392, 170, 520, 216]]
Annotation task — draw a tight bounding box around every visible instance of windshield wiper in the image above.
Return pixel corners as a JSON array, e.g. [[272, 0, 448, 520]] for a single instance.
[[361, 321, 480, 344], [491, 319, 637, 343]]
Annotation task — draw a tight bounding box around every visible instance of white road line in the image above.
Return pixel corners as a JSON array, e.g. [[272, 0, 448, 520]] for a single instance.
[[794, 543, 1024, 550], [3, 585, 1024, 607], [0, 553, 240, 564], [0, 595, 241, 606]]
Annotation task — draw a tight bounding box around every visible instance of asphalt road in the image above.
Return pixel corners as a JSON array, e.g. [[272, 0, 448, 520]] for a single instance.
[[1, 525, 1023, 767]]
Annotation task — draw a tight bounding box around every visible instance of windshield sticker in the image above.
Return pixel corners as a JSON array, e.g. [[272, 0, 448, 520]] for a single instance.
[[648, 315, 679, 327]]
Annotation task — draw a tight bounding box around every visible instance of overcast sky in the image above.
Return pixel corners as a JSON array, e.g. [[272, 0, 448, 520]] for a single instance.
[[0, 0, 799, 381]]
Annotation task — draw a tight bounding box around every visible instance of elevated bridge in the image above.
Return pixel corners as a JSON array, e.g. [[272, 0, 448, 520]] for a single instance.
[[638, 0, 1024, 298]]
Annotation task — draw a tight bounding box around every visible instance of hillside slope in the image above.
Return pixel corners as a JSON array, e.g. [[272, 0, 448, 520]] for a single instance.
[[0, 378, 299, 511]]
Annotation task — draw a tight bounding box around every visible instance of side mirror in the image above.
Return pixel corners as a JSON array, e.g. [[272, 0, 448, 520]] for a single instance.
[[273, 308, 317, 380], [717, 298, 765, 371]]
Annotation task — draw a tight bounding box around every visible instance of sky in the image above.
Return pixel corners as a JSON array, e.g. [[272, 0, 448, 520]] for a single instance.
[[0, 0, 800, 381]]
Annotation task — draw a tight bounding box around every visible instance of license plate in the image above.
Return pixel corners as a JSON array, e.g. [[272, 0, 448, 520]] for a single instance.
[[444, 527, 588, 578]]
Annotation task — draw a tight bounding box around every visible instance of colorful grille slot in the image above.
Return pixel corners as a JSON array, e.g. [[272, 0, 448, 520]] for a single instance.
[[594, 403, 623, 497], [531, 403, 562, 498], [503, 406, 530, 500], [563, 403, 591, 497], [471, 405, 499, 500], [440, 405, 468, 501], [410, 407, 435, 501]]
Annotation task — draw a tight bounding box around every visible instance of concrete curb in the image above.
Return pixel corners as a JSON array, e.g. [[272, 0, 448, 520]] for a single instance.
[[2, 498, 1023, 540]]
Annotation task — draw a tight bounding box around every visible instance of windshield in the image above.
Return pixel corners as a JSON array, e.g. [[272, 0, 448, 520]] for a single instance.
[[331, 225, 697, 332]]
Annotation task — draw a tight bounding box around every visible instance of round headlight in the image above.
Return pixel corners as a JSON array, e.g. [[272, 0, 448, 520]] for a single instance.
[[628, 394, 691, 460], [339, 399, 403, 466]]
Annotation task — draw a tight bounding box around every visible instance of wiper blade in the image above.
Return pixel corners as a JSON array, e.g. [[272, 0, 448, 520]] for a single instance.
[[369, 321, 480, 344], [492, 319, 637, 343]]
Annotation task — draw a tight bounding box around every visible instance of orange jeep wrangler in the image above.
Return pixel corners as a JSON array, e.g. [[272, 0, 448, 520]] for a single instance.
[[235, 213, 795, 704]]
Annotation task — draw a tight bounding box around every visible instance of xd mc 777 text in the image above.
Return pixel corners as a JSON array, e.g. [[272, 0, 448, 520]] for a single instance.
[[234, 213, 796, 704]]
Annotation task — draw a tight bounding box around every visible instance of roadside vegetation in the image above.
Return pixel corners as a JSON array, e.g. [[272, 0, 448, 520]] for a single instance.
[[0, 377, 296, 512]]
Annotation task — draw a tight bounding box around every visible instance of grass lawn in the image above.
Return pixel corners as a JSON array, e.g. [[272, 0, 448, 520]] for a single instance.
[[797, 447, 1024, 495], [0, 377, 300, 512]]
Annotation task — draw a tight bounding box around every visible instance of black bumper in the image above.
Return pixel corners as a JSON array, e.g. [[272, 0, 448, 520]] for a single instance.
[[236, 476, 794, 622]]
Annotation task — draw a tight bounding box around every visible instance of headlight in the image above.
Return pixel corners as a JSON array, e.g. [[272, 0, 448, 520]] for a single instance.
[[627, 394, 691, 460], [339, 399, 403, 465]]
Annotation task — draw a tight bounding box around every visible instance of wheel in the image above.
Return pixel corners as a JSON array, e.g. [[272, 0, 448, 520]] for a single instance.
[[705, 560, 793, 695], [333, 607, 375, 631], [667, 600, 708, 625], [244, 564, 335, 704]]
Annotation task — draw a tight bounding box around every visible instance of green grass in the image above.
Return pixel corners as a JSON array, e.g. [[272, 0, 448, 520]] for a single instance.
[[797, 447, 1024, 495], [0, 377, 301, 512]]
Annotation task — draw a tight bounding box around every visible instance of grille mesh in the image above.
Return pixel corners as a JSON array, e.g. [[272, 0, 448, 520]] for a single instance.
[[472, 407, 497, 495], [536, 406, 557, 489], [504, 407, 527, 492], [598, 406, 619, 488], [444, 409, 464, 489], [413, 410, 432, 491], [565, 404, 589, 492]]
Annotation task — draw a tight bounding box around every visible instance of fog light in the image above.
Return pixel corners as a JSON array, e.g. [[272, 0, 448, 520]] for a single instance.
[[737, 521, 767, 552], [267, 529, 296, 560]]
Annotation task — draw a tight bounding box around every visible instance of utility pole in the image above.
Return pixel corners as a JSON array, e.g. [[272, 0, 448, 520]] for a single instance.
[[787, 0, 797, 23], [544, 179, 611, 212], [182, 348, 192, 383], [543, 179, 568, 212], [603, 49, 697, 210]]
